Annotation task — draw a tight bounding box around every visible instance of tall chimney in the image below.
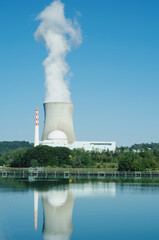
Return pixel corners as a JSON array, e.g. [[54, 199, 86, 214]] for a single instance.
[[34, 108, 39, 147], [41, 102, 75, 144]]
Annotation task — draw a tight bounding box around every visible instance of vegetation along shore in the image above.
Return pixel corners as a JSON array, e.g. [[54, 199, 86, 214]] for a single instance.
[[1, 141, 159, 171]]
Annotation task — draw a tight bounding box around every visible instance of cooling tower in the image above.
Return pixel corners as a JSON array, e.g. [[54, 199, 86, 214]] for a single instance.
[[41, 102, 76, 144]]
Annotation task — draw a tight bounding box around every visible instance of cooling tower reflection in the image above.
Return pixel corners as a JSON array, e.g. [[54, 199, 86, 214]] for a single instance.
[[34, 182, 116, 240]]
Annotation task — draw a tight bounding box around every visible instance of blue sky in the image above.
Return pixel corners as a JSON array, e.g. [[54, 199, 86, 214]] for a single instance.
[[0, 0, 159, 146]]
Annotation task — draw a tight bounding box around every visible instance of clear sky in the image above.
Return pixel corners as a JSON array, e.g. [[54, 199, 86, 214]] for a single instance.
[[0, 0, 159, 146]]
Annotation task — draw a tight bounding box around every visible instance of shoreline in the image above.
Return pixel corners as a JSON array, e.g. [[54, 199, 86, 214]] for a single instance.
[[1, 168, 159, 179]]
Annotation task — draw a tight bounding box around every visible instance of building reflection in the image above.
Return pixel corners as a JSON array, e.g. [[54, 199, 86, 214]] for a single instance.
[[34, 182, 116, 240]]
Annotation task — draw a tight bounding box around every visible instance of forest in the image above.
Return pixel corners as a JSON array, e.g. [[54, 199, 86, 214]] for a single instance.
[[0, 141, 33, 155]]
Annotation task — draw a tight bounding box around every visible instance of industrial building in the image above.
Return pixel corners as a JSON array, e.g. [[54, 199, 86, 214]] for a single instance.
[[34, 102, 116, 152], [40, 139, 116, 152]]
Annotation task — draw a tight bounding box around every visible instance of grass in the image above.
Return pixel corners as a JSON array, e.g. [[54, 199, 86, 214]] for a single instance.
[[2, 163, 118, 172]]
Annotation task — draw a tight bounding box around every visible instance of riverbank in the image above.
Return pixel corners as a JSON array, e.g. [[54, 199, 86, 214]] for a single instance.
[[1, 143, 159, 171], [1, 168, 159, 180]]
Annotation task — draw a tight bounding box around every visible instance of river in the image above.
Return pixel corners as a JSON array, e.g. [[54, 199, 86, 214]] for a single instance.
[[0, 177, 159, 240]]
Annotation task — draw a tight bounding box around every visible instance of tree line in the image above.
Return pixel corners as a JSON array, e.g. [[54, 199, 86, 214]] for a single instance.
[[1, 142, 159, 171], [0, 141, 33, 155]]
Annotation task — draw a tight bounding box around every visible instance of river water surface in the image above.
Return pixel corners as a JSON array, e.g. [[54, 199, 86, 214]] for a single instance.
[[0, 177, 159, 240]]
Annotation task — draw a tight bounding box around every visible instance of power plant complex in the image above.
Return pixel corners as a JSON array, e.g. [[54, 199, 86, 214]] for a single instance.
[[34, 102, 116, 152], [33, 1, 116, 152]]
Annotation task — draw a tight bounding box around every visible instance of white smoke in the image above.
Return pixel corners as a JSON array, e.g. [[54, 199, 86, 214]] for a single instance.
[[34, 0, 82, 102]]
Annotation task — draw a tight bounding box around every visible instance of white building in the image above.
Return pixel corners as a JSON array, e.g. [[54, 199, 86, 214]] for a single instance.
[[39, 133, 116, 152], [70, 141, 116, 152]]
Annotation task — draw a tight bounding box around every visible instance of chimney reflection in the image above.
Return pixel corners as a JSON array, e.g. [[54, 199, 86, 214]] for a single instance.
[[34, 182, 116, 240], [34, 191, 38, 230]]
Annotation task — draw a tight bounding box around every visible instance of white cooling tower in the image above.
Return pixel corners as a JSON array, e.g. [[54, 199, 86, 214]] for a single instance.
[[41, 102, 76, 144]]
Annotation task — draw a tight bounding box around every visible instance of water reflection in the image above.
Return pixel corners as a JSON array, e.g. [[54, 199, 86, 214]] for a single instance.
[[34, 182, 116, 240], [1, 178, 159, 239]]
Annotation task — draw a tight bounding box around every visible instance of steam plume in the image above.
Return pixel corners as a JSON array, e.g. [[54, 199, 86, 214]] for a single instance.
[[34, 0, 82, 102]]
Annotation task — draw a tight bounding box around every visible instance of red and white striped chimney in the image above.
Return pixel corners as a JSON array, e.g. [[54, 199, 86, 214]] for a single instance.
[[34, 108, 39, 147]]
